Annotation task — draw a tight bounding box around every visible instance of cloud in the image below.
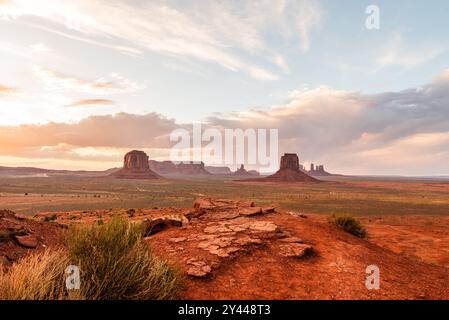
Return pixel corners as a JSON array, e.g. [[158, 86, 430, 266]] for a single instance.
[[292, 0, 324, 53], [32, 65, 144, 94], [375, 32, 445, 71], [0, 84, 17, 95], [206, 68, 449, 175], [0, 0, 325, 80], [67, 99, 114, 107], [3, 68, 449, 175], [29, 43, 51, 54], [0, 112, 178, 152]]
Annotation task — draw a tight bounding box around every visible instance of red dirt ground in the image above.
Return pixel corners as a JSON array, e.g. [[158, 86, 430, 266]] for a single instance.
[[149, 208, 449, 300], [1, 200, 448, 300]]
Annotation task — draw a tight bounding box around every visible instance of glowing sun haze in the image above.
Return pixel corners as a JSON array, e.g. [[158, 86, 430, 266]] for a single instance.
[[0, 0, 449, 175]]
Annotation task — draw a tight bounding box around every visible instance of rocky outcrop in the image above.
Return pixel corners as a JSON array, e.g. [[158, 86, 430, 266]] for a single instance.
[[307, 164, 334, 176], [177, 162, 210, 175], [238, 153, 318, 183], [205, 166, 233, 175], [149, 160, 210, 176], [232, 164, 255, 176], [146, 198, 312, 279], [0, 210, 62, 266], [111, 150, 160, 179]]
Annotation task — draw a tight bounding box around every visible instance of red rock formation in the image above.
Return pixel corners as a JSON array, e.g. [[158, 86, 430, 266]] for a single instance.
[[266, 154, 318, 182], [238, 153, 317, 183], [233, 164, 253, 176], [149, 160, 210, 176], [111, 150, 160, 179], [205, 166, 233, 175], [177, 162, 210, 175], [148, 160, 178, 174], [280, 153, 300, 170]]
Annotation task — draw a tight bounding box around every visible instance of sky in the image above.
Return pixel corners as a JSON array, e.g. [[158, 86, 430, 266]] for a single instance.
[[0, 0, 449, 175]]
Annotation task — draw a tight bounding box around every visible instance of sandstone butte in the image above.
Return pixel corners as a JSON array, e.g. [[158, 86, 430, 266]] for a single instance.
[[110, 150, 160, 179], [239, 153, 318, 183]]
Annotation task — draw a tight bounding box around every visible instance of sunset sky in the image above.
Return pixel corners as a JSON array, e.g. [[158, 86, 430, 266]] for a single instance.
[[1, 0, 449, 175]]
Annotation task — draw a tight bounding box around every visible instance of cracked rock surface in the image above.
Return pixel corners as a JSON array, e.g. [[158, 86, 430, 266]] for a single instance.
[[147, 198, 312, 278]]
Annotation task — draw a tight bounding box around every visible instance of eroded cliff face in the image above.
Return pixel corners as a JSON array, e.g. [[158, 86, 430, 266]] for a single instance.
[[123, 150, 150, 170], [280, 153, 300, 171]]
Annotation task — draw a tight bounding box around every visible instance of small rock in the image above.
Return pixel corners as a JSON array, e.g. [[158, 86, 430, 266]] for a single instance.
[[279, 243, 313, 258], [238, 207, 263, 217], [186, 260, 212, 278], [169, 237, 187, 243], [280, 237, 304, 243], [14, 213, 28, 221], [262, 207, 276, 214], [14, 234, 38, 248]]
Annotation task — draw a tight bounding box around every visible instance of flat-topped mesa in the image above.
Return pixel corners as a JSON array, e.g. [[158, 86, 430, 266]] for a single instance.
[[280, 153, 300, 171], [111, 150, 160, 179], [123, 150, 150, 170]]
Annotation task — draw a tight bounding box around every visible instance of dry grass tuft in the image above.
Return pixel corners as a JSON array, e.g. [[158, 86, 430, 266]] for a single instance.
[[0, 217, 182, 300], [330, 214, 367, 238], [66, 216, 182, 300], [0, 249, 72, 300]]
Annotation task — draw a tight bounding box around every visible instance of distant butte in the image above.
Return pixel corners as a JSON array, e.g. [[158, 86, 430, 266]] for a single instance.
[[239, 153, 318, 183], [110, 150, 160, 179]]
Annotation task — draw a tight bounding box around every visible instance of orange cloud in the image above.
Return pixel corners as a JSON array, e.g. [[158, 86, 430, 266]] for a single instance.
[[0, 112, 178, 152], [0, 84, 16, 95], [67, 99, 114, 107]]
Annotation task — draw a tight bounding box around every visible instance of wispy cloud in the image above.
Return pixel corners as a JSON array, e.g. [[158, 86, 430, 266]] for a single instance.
[[0, 0, 325, 80], [375, 32, 445, 71], [3, 68, 449, 174], [32, 65, 144, 95], [29, 43, 51, 54], [0, 84, 17, 95], [67, 99, 114, 107]]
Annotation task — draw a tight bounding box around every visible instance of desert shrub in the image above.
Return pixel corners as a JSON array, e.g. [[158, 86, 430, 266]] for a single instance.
[[0, 249, 72, 300], [330, 214, 367, 238], [66, 217, 182, 300], [126, 208, 136, 217], [44, 214, 57, 222]]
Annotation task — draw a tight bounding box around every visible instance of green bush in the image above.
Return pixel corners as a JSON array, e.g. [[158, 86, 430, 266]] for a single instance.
[[330, 214, 367, 238], [66, 216, 182, 300]]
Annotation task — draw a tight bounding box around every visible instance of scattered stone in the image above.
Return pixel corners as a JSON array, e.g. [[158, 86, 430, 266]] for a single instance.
[[144, 216, 187, 236], [169, 237, 187, 243], [280, 237, 304, 243], [13, 213, 28, 221], [14, 234, 38, 248], [279, 243, 313, 258], [186, 260, 212, 278], [247, 221, 280, 234], [238, 207, 263, 217]]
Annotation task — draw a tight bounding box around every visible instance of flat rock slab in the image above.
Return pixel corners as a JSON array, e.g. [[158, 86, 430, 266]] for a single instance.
[[186, 259, 212, 278], [279, 243, 313, 258], [14, 234, 38, 248]]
